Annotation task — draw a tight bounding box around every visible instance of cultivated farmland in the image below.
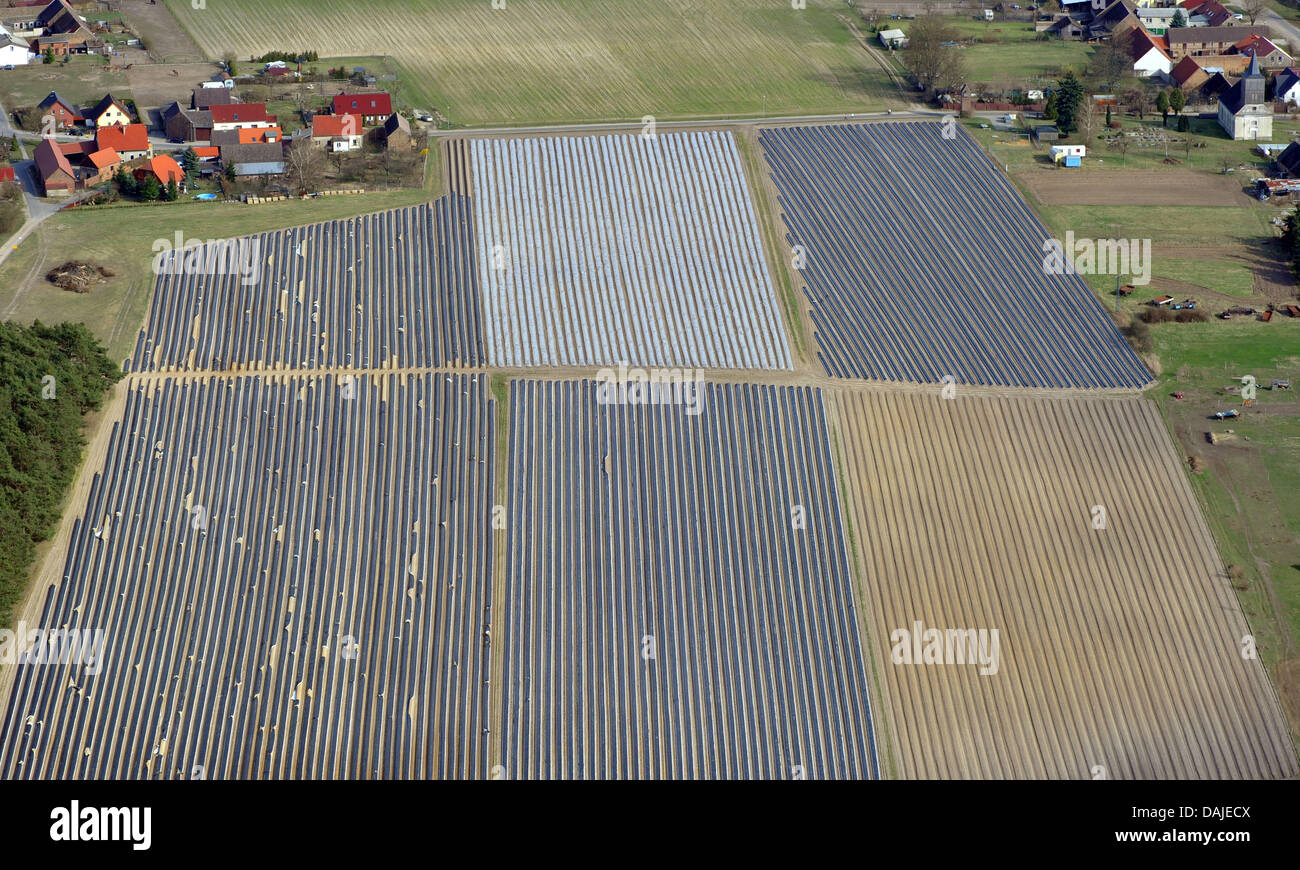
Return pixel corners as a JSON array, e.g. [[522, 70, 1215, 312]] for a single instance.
[[0, 373, 496, 779], [499, 380, 877, 779], [130, 198, 483, 372], [162, 0, 899, 125], [831, 388, 1298, 779], [467, 132, 791, 370], [760, 121, 1153, 388]]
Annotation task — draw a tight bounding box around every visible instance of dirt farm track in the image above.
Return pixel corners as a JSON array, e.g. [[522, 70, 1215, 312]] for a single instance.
[[1017, 170, 1251, 207]]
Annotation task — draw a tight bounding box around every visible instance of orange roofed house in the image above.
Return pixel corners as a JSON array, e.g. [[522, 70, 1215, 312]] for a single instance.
[[311, 114, 364, 152], [133, 154, 185, 189], [95, 123, 152, 161]]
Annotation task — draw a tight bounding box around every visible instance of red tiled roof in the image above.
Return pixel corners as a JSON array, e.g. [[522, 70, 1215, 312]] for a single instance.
[[209, 103, 274, 125], [136, 154, 184, 185], [1234, 34, 1286, 57], [312, 114, 362, 137], [33, 137, 74, 182], [87, 148, 119, 169], [332, 92, 392, 116], [193, 146, 220, 158], [237, 126, 281, 144], [96, 123, 150, 153]]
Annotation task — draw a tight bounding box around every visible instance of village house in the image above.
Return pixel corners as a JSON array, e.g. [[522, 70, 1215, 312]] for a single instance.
[[1231, 34, 1291, 69], [311, 114, 364, 151], [209, 103, 277, 132], [1275, 67, 1300, 106], [1178, 0, 1233, 27], [37, 91, 82, 130], [0, 25, 30, 66], [133, 154, 185, 189], [1170, 56, 1210, 92], [82, 146, 119, 185], [95, 123, 152, 161], [332, 92, 393, 126], [1219, 53, 1272, 140], [1128, 27, 1173, 78], [86, 93, 131, 129]]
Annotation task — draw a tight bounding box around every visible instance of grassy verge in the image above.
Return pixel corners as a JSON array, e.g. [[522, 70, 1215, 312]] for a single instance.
[[0, 190, 428, 363]]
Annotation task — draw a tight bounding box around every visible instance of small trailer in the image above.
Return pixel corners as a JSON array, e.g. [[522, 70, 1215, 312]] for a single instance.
[[1211, 409, 1240, 420]]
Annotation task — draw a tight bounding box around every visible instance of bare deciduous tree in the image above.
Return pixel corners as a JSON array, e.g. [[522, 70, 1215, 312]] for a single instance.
[[905, 16, 968, 96], [1241, 0, 1265, 25], [285, 138, 328, 195]]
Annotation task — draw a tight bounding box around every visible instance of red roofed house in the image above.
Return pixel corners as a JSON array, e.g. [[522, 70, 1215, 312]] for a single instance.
[[37, 91, 83, 130], [1233, 34, 1292, 69], [1178, 0, 1232, 28], [311, 113, 364, 151], [33, 137, 76, 196], [332, 92, 392, 126], [133, 154, 185, 188], [1128, 27, 1173, 77], [209, 103, 277, 131], [95, 123, 152, 161], [237, 126, 282, 144]]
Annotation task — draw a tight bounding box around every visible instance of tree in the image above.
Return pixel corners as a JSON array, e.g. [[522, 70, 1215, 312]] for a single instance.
[[1054, 71, 1084, 135], [1122, 87, 1146, 120], [180, 148, 199, 174], [1107, 133, 1131, 165], [903, 15, 968, 95], [1241, 0, 1265, 25], [1282, 204, 1300, 279], [113, 166, 136, 197], [1176, 113, 1190, 133], [1170, 9, 1187, 27], [1043, 90, 1058, 121], [140, 175, 162, 201], [223, 52, 237, 76], [1157, 90, 1170, 127], [1105, 103, 1112, 127], [43, 48, 53, 64], [224, 163, 237, 182], [285, 138, 328, 195], [165, 178, 178, 201], [1169, 87, 1186, 116], [1089, 37, 1132, 89]]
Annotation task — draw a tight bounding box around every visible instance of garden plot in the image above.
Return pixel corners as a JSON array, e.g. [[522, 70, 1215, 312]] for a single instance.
[[130, 197, 484, 372], [499, 380, 875, 778], [470, 131, 791, 370], [760, 121, 1152, 388], [832, 387, 1298, 779], [0, 373, 496, 779]]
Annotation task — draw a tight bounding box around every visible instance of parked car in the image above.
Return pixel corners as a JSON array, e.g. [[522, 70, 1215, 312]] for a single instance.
[[1, 65, 13, 71], [169, 136, 185, 144]]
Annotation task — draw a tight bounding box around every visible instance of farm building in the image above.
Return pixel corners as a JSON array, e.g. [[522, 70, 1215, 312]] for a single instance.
[[1274, 141, 1300, 176], [878, 28, 907, 48], [82, 146, 119, 184], [1169, 25, 1271, 59], [1219, 53, 1272, 140], [1170, 56, 1209, 92], [32, 137, 75, 195], [161, 102, 212, 143], [332, 92, 393, 126], [191, 87, 232, 109], [1232, 33, 1291, 69], [1276, 66, 1300, 105], [379, 112, 412, 149]]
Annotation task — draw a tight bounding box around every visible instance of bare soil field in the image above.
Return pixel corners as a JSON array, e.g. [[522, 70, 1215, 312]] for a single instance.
[[1019, 170, 1252, 207], [126, 61, 225, 125], [830, 387, 1298, 779], [117, 0, 207, 63]]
